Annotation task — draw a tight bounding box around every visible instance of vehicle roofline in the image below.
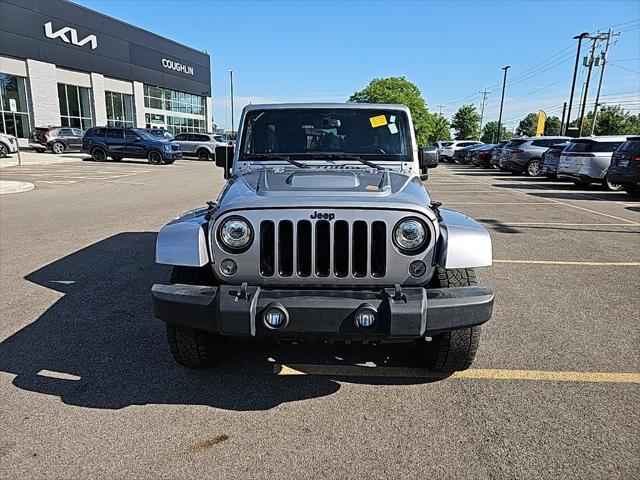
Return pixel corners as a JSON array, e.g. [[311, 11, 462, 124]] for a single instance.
[[241, 103, 411, 113]]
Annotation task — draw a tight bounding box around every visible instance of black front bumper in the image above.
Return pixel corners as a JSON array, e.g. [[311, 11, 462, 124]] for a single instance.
[[151, 284, 494, 341]]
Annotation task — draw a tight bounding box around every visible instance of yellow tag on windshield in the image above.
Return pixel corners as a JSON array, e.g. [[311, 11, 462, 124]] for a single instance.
[[369, 115, 387, 128]]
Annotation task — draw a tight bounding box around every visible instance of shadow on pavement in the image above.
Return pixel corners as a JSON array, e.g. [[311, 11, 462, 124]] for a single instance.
[[0, 232, 438, 411]]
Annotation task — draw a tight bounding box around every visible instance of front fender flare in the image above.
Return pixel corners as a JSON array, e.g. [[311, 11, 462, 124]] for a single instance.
[[436, 209, 492, 269], [155, 207, 210, 267]]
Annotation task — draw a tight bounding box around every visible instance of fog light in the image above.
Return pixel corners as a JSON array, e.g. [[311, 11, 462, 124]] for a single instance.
[[263, 304, 288, 329], [354, 305, 377, 328], [409, 260, 427, 278], [220, 258, 237, 276]]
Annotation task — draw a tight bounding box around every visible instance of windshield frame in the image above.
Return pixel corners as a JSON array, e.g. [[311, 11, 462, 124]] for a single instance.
[[238, 107, 413, 162]]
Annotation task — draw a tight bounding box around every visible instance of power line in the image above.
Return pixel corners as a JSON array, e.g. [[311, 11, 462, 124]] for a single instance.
[[609, 63, 640, 75]]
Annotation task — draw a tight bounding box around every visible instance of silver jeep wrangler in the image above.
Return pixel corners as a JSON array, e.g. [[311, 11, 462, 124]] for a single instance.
[[151, 103, 494, 372]]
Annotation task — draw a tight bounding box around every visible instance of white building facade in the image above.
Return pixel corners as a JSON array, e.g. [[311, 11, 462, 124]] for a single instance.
[[0, 0, 212, 145]]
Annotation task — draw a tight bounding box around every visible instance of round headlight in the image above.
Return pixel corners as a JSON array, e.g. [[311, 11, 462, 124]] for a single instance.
[[393, 218, 427, 252], [219, 217, 253, 250]]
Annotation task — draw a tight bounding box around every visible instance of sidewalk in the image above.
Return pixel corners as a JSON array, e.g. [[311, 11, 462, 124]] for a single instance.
[[0, 150, 87, 169], [0, 180, 35, 194]]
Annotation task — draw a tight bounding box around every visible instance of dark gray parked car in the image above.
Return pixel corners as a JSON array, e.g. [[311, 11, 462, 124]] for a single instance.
[[29, 126, 85, 154], [502, 136, 571, 176]]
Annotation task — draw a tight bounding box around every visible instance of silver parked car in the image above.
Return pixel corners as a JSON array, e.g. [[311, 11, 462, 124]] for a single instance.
[[151, 103, 494, 373], [557, 136, 627, 190], [440, 140, 483, 163], [0, 132, 19, 157], [502, 136, 571, 176], [172, 133, 228, 161]]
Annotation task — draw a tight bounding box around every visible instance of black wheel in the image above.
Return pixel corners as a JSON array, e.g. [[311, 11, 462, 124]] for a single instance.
[[525, 158, 541, 177], [417, 268, 481, 372], [604, 175, 623, 192], [111, 155, 123, 161], [51, 141, 65, 155], [91, 147, 107, 162], [147, 150, 163, 165], [573, 179, 591, 188], [165, 266, 228, 368], [197, 148, 211, 161], [0, 143, 8, 158]]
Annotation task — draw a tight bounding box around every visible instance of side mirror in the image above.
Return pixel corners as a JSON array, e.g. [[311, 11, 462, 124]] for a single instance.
[[215, 145, 234, 179], [419, 146, 439, 174]]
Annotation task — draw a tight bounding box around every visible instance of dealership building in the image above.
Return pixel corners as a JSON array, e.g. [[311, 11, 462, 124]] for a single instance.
[[0, 0, 212, 145]]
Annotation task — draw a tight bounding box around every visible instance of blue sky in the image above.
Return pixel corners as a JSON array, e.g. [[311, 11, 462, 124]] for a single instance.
[[78, 0, 640, 131]]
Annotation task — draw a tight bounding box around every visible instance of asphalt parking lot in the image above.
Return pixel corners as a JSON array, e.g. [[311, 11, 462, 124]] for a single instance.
[[0, 158, 638, 479]]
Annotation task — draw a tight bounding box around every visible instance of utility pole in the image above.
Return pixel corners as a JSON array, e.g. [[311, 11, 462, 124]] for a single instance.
[[565, 32, 589, 135], [496, 65, 510, 143], [578, 33, 611, 136], [229, 69, 235, 137], [590, 29, 619, 135], [560, 102, 567, 133], [436, 104, 445, 116], [478, 88, 492, 141]]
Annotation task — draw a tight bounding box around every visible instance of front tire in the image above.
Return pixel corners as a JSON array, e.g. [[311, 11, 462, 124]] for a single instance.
[[604, 175, 623, 192], [165, 266, 228, 368], [417, 268, 482, 372], [147, 150, 163, 165], [525, 158, 541, 177], [0, 143, 8, 158]]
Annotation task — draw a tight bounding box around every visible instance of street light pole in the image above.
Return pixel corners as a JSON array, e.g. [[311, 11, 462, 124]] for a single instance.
[[229, 69, 235, 137], [565, 32, 589, 135], [496, 65, 510, 142]]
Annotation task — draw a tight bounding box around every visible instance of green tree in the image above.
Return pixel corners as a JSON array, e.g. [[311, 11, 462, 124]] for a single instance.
[[516, 113, 538, 136], [570, 105, 640, 135], [625, 114, 640, 135], [450, 104, 481, 139], [349, 76, 434, 146], [544, 116, 562, 135], [481, 121, 512, 143], [429, 115, 451, 143]]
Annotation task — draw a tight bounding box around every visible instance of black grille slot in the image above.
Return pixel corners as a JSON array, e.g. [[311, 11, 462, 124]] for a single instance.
[[297, 220, 312, 277], [333, 220, 349, 277], [371, 221, 386, 277], [315, 220, 330, 277], [278, 220, 293, 276], [260, 221, 275, 276], [352, 221, 368, 277]]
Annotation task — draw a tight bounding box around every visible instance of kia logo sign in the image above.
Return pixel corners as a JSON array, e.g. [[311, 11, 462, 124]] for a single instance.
[[44, 22, 97, 50], [161, 58, 194, 76]]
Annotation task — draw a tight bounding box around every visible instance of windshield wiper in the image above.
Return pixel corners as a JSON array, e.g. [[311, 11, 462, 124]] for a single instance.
[[313, 153, 386, 171], [241, 153, 308, 169]]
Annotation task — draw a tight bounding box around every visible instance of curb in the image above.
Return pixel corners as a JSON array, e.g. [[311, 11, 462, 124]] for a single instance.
[[0, 180, 35, 194]]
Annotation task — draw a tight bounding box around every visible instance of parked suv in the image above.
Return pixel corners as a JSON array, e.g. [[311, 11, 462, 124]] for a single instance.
[[502, 136, 570, 176], [29, 126, 85, 154], [152, 103, 494, 372], [606, 137, 640, 196], [440, 140, 483, 162], [82, 127, 181, 164], [0, 132, 19, 158], [540, 141, 569, 180], [557, 136, 627, 190], [172, 133, 227, 161], [490, 141, 508, 169]]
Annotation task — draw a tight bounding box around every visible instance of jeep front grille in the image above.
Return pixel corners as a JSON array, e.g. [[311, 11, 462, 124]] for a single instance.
[[260, 220, 387, 279]]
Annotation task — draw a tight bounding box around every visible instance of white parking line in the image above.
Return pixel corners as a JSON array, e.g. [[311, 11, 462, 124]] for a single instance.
[[495, 259, 640, 266], [490, 222, 640, 226]]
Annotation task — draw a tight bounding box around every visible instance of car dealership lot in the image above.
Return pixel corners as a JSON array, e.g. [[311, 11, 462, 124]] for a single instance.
[[0, 161, 638, 479]]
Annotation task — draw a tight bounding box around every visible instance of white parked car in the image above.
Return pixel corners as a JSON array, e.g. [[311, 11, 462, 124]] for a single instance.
[[440, 140, 483, 163], [0, 132, 19, 157], [557, 136, 627, 190], [172, 133, 230, 161]]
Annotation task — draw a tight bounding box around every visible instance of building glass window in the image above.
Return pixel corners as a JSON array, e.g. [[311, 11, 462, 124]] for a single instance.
[[166, 115, 206, 134], [143, 84, 206, 116], [105, 91, 134, 127], [0, 73, 31, 138], [58, 83, 93, 130], [145, 113, 166, 128]]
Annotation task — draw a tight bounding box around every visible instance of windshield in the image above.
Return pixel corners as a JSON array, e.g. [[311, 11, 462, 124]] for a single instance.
[[240, 108, 411, 160], [565, 141, 623, 153], [134, 129, 160, 141]]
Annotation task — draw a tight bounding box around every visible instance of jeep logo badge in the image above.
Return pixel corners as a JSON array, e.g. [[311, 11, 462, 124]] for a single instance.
[[310, 211, 335, 220]]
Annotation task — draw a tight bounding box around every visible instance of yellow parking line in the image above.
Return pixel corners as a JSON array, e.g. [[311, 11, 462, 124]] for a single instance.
[[275, 364, 640, 383], [495, 259, 640, 266]]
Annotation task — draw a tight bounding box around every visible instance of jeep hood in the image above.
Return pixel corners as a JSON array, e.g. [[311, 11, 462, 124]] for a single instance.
[[216, 168, 434, 216]]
